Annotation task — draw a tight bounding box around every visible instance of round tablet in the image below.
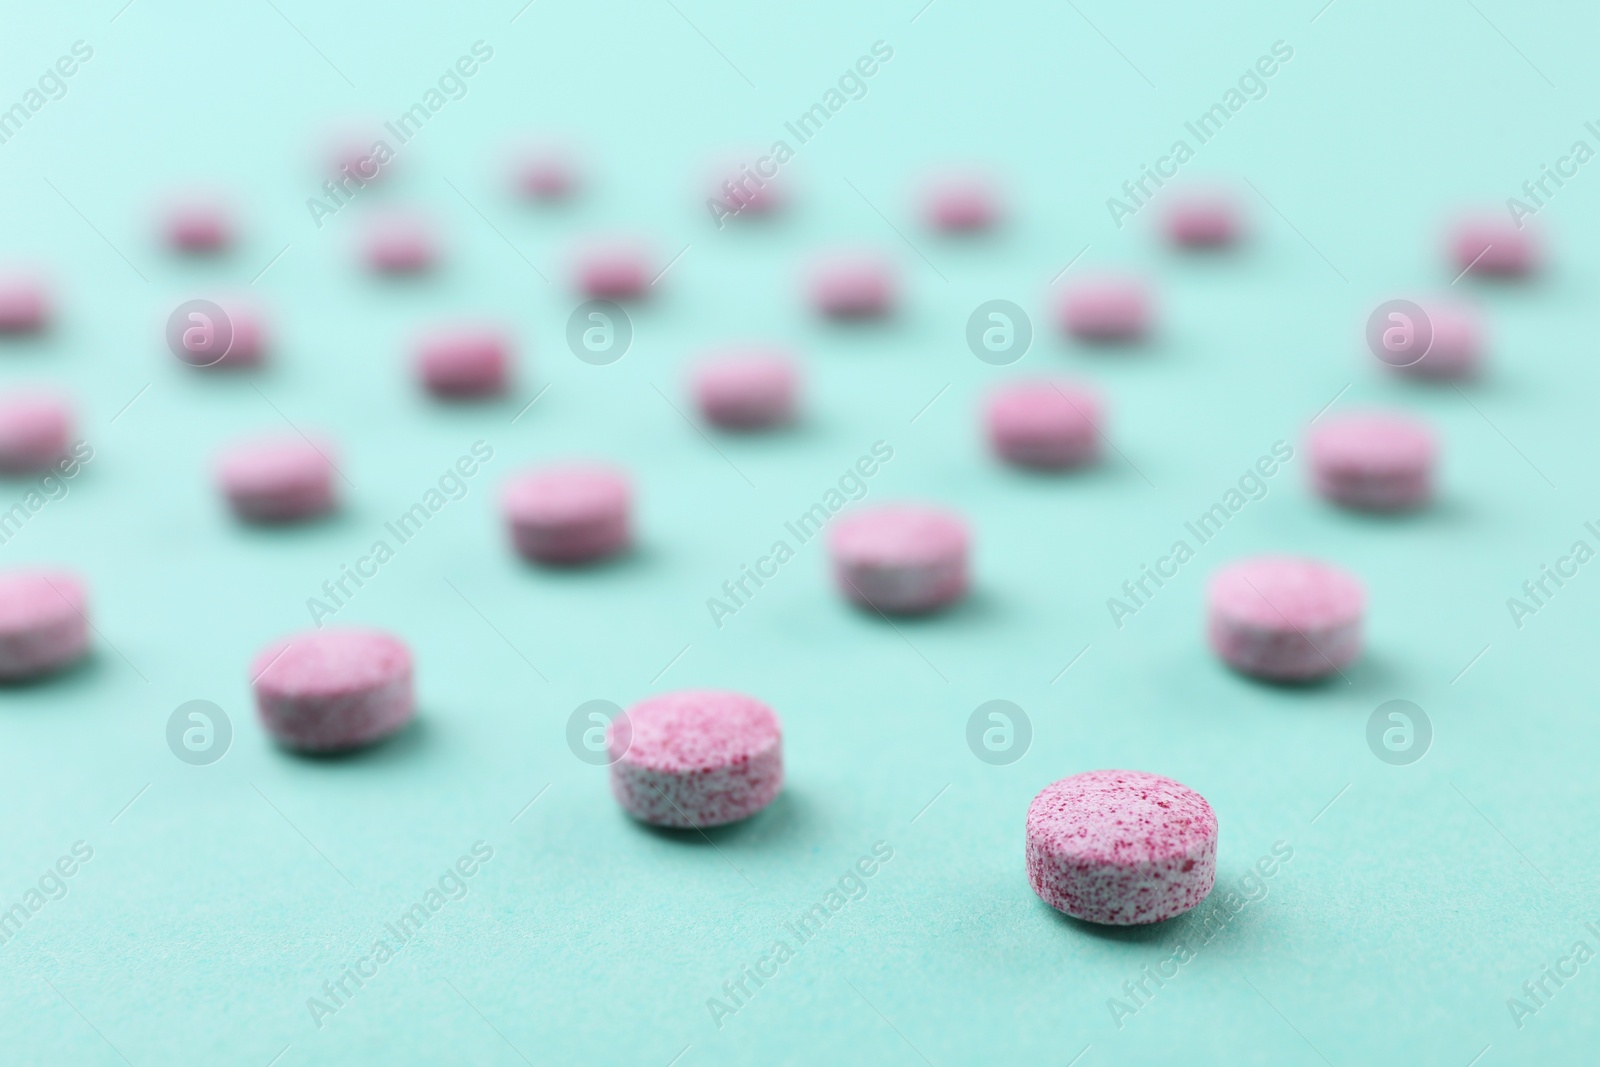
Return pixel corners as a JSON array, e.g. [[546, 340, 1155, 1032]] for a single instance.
[[691, 351, 798, 430], [1162, 190, 1240, 248], [709, 159, 783, 217], [608, 689, 783, 828], [414, 326, 512, 399], [985, 379, 1101, 470], [502, 464, 630, 565], [186, 298, 267, 370], [808, 252, 895, 318], [164, 198, 233, 253], [1026, 769, 1217, 925], [573, 241, 652, 299], [1207, 556, 1365, 681], [0, 393, 72, 474], [0, 273, 49, 333], [1398, 300, 1481, 380], [1308, 411, 1436, 512], [920, 172, 1000, 232], [325, 127, 391, 185], [829, 504, 969, 614], [1449, 215, 1537, 277], [1056, 275, 1151, 341], [215, 436, 337, 523], [0, 569, 89, 681], [363, 213, 437, 274], [510, 144, 578, 201], [250, 628, 414, 752]]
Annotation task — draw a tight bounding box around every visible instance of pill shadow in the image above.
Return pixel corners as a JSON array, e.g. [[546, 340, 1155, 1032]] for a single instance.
[[0, 649, 105, 694], [515, 542, 659, 579], [1220, 648, 1402, 701], [276, 715, 430, 765], [842, 587, 1002, 629], [1042, 900, 1190, 945]]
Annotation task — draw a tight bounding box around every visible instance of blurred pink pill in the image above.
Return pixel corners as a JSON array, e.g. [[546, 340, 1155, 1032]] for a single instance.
[[830, 504, 969, 614], [691, 351, 798, 430], [1308, 411, 1436, 512], [1402, 301, 1482, 380], [921, 172, 1000, 232], [502, 464, 630, 565], [364, 214, 437, 274], [0, 393, 72, 474], [182, 299, 266, 369], [164, 199, 233, 253], [1207, 556, 1365, 681], [250, 628, 414, 752], [327, 130, 392, 185], [609, 689, 783, 828], [1027, 769, 1217, 925], [1057, 276, 1151, 341], [0, 274, 49, 333], [574, 242, 652, 299], [0, 569, 90, 681], [985, 379, 1102, 470], [1449, 215, 1537, 277], [1163, 191, 1241, 248], [710, 161, 783, 217], [511, 146, 579, 201], [215, 436, 337, 523], [808, 253, 895, 318], [414, 326, 512, 399]]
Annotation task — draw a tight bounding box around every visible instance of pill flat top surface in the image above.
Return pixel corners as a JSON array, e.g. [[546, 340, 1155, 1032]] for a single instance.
[[1028, 769, 1216, 867], [1309, 412, 1435, 475], [0, 570, 84, 634], [215, 437, 333, 492], [829, 505, 968, 566], [251, 629, 411, 700], [502, 465, 628, 525], [1208, 556, 1365, 631], [987, 380, 1100, 431], [612, 689, 781, 773]]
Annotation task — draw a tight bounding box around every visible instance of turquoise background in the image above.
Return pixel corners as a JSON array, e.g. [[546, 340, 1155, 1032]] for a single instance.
[[1, 0, 1597, 1063]]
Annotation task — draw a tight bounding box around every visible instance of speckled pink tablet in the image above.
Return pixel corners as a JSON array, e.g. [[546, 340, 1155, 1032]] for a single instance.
[[608, 689, 783, 828], [1163, 190, 1241, 248], [920, 172, 1000, 232], [829, 504, 969, 614], [0, 273, 49, 334], [511, 144, 578, 201], [414, 326, 512, 399], [1207, 556, 1365, 681], [363, 213, 437, 274], [0, 393, 72, 474], [573, 241, 652, 299], [1309, 411, 1436, 512], [985, 380, 1101, 470], [1396, 300, 1481, 380], [215, 436, 337, 523], [1026, 769, 1217, 925], [502, 464, 630, 565], [1449, 215, 1537, 277], [808, 252, 896, 319], [250, 628, 413, 752], [691, 351, 798, 430], [163, 198, 233, 253], [0, 570, 89, 681], [1056, 275, 1151, 341]]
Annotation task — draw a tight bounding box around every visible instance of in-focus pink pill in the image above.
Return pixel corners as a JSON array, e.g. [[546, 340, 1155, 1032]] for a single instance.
[[985, 379, 1102, 470], [502, 464, 630, 565], [1026, 769, 1217, 925], [1449, 215, 1538, 277], [920, 172, 1000, 232], [250, 628, 414, 752], [829, 504, 969, 614], [0, 273, 49, 334], [0, 569, 89, 681], [1163, 190, 1241, 248], [1309, 411, 1436, 512], [573, 241, 652, 299], [163, 198, 233, 253], [414, 326, 513, 399], [0, 393, 72, 474], [808, 252, 895, 318], [215, 436, 337, 523], [1056, 275, 1151, 341], [363, 213, 437, 274], [1207, 556, 1365, 681], [1399, 301, 1481, 380], [691, 351, 798, 430], [608, 689, 783, 828]]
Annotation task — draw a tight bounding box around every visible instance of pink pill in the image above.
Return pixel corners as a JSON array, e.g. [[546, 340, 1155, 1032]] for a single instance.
[[608, 689, 783, 828], [325, 127, 392, 186], [215, 436, 337, 523], [502, 464, 630, 565], [1309, 411, 1436, 512], [1207, 556, 1365, 681], [985, 379, 1102, 470], [510, 144, 579, 201], [1449, 215, 1537, 277], [1056, 275, 1151, 342], [0, 569, 90, 681], [1399, 300, 1482, 380], [250, 628, 414, 752], [163, 197, 233, 253], [920, 171, 1000, 232], [691, 351, 798, 430], [185, 298, 267, 370], [1026, 769, 1217, 925], [363, 213, 437, 274], [1163, 190, 1241, 248], [708, 158, 784, 217], [414, 326, 512, 399], [0, 393, 72, 474], [829, 504, 969, 614], [0, 273, 49, 334], [808, 252, 896, 318], [573, 240, 652, 299]]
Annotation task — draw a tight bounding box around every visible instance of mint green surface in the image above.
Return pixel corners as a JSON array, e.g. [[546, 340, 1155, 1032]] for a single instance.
[[1, 1, 1597, 1063]]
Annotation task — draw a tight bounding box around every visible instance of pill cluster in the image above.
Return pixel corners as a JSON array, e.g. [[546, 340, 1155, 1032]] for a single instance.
[[0, 144, 1523, 927]]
